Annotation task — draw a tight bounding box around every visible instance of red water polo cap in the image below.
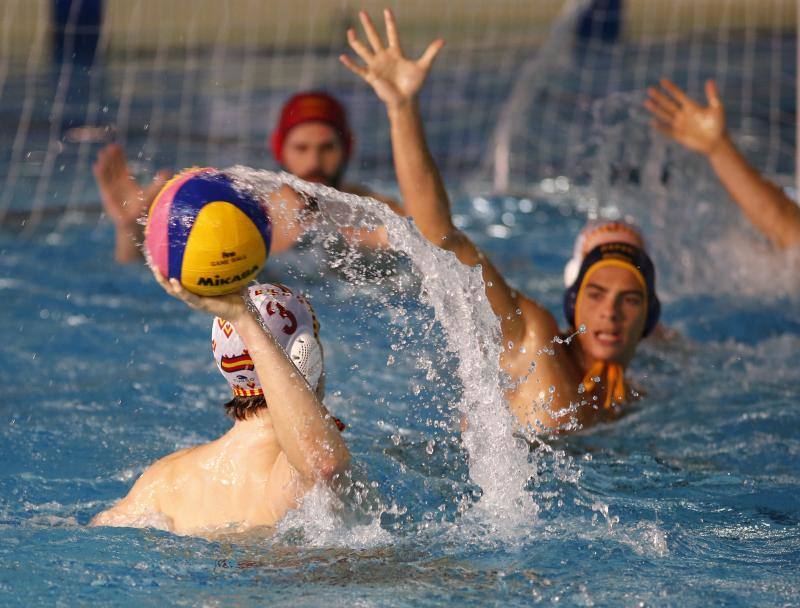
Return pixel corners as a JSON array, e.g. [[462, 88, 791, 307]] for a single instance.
[[270, 92, 353, 163]]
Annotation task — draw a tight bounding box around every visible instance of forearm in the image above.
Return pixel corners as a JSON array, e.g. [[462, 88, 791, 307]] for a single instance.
[[387, 100, 525, 340], [114, 223, 145, 263], [387, 100, 455, 244], [233, 314, 350, 480], [707, 136, 800, 249]]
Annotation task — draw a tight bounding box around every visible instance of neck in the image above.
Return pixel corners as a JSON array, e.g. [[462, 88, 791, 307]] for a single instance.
[[214, 411, 279, 463], [574, 341, 630, 376]]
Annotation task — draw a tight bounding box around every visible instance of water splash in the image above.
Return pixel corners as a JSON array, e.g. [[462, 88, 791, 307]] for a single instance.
[[579, 91, 800, 301], [226, 167, 538, 529]]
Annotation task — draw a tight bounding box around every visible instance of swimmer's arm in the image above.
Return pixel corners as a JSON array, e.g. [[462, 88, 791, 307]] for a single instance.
[[705, 138, 800, 249], [264, 185, 312, 254], [384, 94, 527, 342], [92, 143, 169, 264], [150, 271, 350, 484], [340, 10, 526, 343], [646, 79, 800, 249], [233, 312, 351, 482], [340, 185, 404, 248]]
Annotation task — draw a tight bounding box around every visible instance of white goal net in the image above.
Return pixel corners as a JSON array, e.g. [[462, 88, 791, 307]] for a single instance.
[[0, 0, 795, 233]]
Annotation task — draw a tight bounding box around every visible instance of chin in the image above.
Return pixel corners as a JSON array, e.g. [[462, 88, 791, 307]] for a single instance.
[[581, 337, 629, 364]]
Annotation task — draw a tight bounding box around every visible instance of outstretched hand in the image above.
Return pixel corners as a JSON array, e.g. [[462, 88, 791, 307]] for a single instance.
[[645, 79, 727, 156], [339, 9, 444, 109], [150, 265, 249, 323], [93, 144, 169, 228]]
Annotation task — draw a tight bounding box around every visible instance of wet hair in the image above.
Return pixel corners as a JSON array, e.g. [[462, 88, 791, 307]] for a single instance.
[[222, 372, 327, 422], [224, 395, 267, 421]]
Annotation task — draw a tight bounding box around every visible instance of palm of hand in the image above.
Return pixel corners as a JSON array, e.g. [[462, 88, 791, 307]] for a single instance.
[[367, 51, 426, 105], [341, 10, 443, 108], [674, 104, 725, 154]]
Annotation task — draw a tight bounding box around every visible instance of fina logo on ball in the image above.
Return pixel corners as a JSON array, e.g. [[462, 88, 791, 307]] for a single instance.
[[197, 264, 259, 287]]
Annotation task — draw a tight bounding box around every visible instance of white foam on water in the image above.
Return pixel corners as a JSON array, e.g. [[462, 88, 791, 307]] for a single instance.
[[227, 167, 539, 533], [276, 483, 392, 548]]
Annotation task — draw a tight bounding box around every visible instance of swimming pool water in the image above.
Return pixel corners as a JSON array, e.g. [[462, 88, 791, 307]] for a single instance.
[[1, 171, 799, 605]]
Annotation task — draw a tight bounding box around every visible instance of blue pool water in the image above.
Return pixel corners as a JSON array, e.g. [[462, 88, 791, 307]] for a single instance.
[[1, 12, 799, 604], [1, 164, 799, 605]]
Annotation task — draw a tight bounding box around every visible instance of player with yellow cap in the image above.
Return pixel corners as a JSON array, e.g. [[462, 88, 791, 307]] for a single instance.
[[342, 9, 661, 432]]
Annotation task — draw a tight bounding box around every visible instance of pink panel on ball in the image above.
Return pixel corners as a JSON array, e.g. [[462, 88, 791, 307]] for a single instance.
[[144, 168, 214, 276]]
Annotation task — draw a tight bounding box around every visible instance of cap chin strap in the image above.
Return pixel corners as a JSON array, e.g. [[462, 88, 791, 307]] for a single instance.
[[582, 360, 627, 409]]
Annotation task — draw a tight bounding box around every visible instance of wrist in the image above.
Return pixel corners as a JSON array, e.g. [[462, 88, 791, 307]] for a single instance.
[[229, 301, 260, 330], [386, 97, 418, 118], [705, 132, 732, 160]]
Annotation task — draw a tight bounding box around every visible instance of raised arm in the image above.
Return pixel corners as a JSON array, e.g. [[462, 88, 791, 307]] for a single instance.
[[152, 271, 350, 483], [230, 309, 350, 481], [92, 144, 170, 263], [340, 9, 526, 343], [646, 79, 800, 250]]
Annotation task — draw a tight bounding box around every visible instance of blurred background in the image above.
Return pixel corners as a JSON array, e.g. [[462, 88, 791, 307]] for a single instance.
[[0, 0, 795, 233]]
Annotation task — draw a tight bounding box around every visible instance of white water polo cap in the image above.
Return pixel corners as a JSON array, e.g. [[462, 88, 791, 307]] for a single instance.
[[563, 219, 647, 287], [211, 283, 323, 397]]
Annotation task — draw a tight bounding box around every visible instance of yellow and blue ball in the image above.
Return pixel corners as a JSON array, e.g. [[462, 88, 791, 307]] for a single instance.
[[145, 168, 271, 296]]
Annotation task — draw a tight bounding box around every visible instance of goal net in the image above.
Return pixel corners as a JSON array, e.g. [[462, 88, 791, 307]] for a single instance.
[[488, 0, 797, 197], [0, 0, 795, 233]]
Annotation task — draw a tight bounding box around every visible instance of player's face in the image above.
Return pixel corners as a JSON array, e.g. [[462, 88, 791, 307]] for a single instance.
[[281, 122, 345, 186], [576, 265, 647, 365]]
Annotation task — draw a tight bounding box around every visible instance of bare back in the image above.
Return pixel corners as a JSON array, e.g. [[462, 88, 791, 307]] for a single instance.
[[91, 428, 310, 536]]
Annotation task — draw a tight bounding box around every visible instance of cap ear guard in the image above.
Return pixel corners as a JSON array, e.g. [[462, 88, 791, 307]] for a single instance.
[[212, 283, 324, 396]]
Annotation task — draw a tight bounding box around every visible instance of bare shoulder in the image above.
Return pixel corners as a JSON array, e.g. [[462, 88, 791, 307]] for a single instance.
[[500, 294, 564, 376], [89, 447, 196, 528], [518, 294, 562, 342]]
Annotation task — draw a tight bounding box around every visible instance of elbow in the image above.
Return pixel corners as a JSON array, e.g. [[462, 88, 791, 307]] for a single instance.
[[314, 452, 351, 483]]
